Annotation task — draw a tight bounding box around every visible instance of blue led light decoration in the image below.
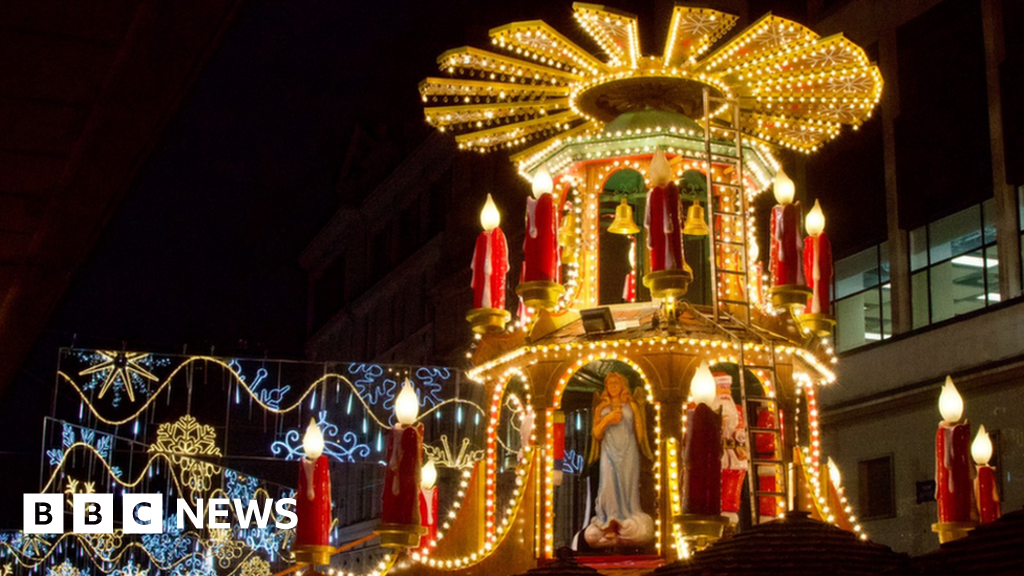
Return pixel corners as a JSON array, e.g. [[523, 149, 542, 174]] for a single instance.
[[270, 410, 371, 463], [560, 449, 585, 475], [228, 360, 289, 410], [75, 351, 170, 407]]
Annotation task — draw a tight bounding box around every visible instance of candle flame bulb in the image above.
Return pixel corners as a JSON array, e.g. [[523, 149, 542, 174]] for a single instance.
[[939, 376, 964, 424], [972, 425, 993, 466], [773, 168, 795, 205], [805, 200, 825, 237], [690, 360, 716, 406], [395, 379, 420, 426], [531, 166, 553, 198], [649, 149, 671, 187], [827, 457, 841, 486], [421, 459, 437, 490], [749, 241, 760, 264], [480, 193, 500, 231], [303, 418, 324, 461]]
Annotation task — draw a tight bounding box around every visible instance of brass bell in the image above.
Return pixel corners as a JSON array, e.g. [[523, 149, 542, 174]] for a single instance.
[[558, 210, 580, 264], [682, 200, 710, 236], [608, 198, 640, 235]]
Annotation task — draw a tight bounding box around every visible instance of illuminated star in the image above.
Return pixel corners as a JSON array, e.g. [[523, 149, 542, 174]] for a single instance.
[[79, 351, 158, 403]]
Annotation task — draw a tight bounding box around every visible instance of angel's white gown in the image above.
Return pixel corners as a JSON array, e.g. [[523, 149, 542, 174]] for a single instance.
[[584, 403, 654, 547]]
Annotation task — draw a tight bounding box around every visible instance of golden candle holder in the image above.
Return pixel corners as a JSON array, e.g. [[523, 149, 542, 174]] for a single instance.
[[797, 312, 836, 338], [293, 545, 334, 566], [516, 280, 565, 311], [643, 267, 693, 300], [769, 285, 812, 310], [674, 513, 729, 552], [931, 521, 975, 544], [466, 307, 511, 334], [376, 522, 427, 549]]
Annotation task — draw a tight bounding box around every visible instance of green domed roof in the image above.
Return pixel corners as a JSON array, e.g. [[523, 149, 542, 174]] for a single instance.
[[603, 109, 703, 135]]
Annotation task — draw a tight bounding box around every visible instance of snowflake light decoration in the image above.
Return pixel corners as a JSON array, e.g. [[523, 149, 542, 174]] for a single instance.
[[148, 415, 222, 498], [421, 4, 882, 159]]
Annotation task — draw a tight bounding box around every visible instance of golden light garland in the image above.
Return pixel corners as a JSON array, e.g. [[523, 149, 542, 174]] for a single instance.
[[422, 5, 882, 157]]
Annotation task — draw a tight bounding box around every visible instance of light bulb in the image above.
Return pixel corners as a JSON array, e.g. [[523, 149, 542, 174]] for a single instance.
[[773, 168, 795, 205], [480, 193, 500, 231], [649, 149, 671, 187], [805, 200, 825, 237], [690, 360, 716, 406], [972, 425, 992, 466], [531, 166, 553, 198], [303, 418, 324, 460], [421, 459, 438, 490], [395, 380, 420, 426], [749, 241, 760, 263], [938, 376, 963, 424]]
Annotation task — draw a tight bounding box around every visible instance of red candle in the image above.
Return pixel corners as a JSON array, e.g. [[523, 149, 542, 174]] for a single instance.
[[383, 382, 423, 526], [645, 150, 684, 272], [936, 377, 971, 524], [682, 361, 723, 516], [523, 168, 559, 283], [419, 460, 439, 546], [296, 419, 332, 550], [472, 194, 509, 309], [803, 200, 833, 315], [972, 425, 1000, 524], [769, 168, 800, 286]]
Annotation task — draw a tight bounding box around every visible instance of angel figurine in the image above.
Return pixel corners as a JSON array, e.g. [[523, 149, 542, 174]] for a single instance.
[[584, 372, 655, 548]]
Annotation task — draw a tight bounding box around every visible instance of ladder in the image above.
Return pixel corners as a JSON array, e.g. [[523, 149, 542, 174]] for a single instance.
[[681, 301, 788, 526], [738, 341, 788, 525], [701, 87, 752, 326]]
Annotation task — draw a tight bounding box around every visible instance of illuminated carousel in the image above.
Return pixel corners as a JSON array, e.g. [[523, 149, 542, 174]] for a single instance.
[[412, 4, 881, 576]]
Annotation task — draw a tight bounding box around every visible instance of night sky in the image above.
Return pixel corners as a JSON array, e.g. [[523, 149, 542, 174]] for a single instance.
[[0, 0, 854, 523]]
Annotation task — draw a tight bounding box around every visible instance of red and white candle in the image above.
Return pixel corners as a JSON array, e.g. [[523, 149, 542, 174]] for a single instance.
[[769, 168, 800, 287], [682, 360, 723, 517], [472, 194, 509, 309], [419, 460, 439, 546], [296, 419, 332, 550], [645, 150, 684, 272], [972, 425, 1000, 524], [522, 167, 559, 283], [803, 200, 833, 315], [383, 381, 423, 526], [936, 377, 972, 524]]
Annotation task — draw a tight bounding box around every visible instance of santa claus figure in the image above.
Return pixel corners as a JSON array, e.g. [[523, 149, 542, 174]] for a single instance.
[[712, 372, 748, 524]]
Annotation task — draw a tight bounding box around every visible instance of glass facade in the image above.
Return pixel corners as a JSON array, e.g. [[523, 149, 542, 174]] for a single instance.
[[910, 199, 999, 328], [834, 199, 1003, 353], [834, 242, 891, 352]]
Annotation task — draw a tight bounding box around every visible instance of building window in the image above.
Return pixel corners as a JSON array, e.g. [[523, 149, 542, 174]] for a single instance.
[[910, 199, 999, 329], [833, 242, 891, 352], [858, 455, 895, 520]]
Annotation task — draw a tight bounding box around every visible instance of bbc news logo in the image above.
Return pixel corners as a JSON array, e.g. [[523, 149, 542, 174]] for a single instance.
[[24, 494, 297, 534]]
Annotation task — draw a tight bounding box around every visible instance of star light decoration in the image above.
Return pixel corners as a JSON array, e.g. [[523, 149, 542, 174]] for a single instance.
[[420, 4, 882, 163], [78, 351, 159, 404]]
